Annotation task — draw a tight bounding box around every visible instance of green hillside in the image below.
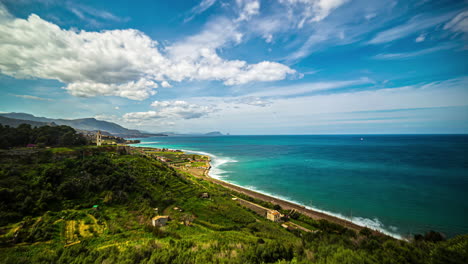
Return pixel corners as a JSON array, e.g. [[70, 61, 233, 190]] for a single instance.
[[0, 146, 467, 263]]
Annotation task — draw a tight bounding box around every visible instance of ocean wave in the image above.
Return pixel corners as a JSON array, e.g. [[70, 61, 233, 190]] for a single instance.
[[180, 149, 237, 179], [227, 183, 404, 240]]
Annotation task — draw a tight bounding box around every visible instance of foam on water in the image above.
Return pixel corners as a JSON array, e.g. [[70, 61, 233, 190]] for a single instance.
[[236, 184, 405, 240], [181, 149, 238, 179], [134, 141, 160, 145]]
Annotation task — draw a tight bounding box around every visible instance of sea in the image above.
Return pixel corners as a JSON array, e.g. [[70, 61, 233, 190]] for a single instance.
[[131, 135, 468, 239]]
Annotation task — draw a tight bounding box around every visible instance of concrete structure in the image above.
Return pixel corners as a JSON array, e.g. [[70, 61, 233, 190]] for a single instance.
[[235, 197, 269, 216], [233, 196, 284, 222], [267, 210, 282, 222], [152, 216, 169, 227], [96, 130, 102, 146]]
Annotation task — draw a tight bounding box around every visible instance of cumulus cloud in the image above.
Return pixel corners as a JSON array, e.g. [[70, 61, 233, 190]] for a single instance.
[[64, 78, 159, 100], [124, 100, 215, 122], [0, 6, 295, 100]]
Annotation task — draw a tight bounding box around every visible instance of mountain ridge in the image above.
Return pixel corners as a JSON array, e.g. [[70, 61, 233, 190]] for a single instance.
[[0, 112, 165, 138]]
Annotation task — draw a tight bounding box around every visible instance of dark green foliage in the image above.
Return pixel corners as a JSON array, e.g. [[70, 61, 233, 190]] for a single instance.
[[0, 151, 180, 226], [0, 124, 87, 149], [414, 230, 446, 242], [242, 241, 294, 263]]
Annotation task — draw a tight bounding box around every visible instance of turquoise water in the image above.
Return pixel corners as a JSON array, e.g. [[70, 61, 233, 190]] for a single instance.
[[132, 135, 468, 238]]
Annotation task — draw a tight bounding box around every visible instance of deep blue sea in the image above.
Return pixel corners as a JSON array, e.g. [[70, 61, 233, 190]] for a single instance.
[[132, 135, 468, 238]]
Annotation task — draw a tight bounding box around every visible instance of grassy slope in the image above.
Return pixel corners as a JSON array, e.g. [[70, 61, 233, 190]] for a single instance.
[[0, 147, 467, 264]]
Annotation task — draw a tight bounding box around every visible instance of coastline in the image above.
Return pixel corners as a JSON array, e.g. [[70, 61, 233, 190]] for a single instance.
[[133, 145, 401, 239]]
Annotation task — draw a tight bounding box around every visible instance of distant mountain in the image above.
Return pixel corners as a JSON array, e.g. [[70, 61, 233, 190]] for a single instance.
[[204, 131, 223, 136], [0, 113, 166, 138], [160, 131, 225, 136], [0, 116, 54, 128]]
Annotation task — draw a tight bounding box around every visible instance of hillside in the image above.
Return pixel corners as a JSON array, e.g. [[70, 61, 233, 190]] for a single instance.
[[0, 113, 165, 138], [0, 116, 54, 128], [0, 146, 467, 263]]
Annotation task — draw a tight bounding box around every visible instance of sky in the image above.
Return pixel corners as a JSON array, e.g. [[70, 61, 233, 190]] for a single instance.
[[0, 0, 467, 134]]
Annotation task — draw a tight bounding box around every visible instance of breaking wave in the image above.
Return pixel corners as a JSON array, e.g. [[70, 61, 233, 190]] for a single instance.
[[181, 149, 237, 179], [226, 183, 404, 240]]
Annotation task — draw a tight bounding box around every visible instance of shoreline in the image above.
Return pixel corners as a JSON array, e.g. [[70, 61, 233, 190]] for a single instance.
[[133, 145, 400, 239]]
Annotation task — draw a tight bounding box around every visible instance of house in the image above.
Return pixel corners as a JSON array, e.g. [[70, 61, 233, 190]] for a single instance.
[[152, 216, 169, 227], [201, 192, 210, 199], [266, 210, 282, 222]]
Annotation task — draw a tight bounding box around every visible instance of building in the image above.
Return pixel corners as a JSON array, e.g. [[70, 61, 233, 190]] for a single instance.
[[96, 130, 102, 146], [201, 192, 210, 199], [267, 210, 282, 222], [152, 216, 169, 227]]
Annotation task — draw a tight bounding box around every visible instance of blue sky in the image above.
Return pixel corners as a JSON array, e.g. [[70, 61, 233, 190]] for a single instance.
[[0, 0, 467, 134]]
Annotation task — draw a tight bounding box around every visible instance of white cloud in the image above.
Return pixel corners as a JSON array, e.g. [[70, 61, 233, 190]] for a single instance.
[[10, 94, 54, 101], [64, 78, 159, 100], [228, 96, 272, 107], [415, 33, 426, 42], [373, 43, 457, 60], [0, 6, 295, 100], [166, 17, 243, 62], [368, 12, 455, 44], [236, 0, 260, 22], [248, 78, 373, 97], [444, 10, 468, 33], [222, 61, 296, 85], [279, 0, 349, 27], [124, 100, 215, 122], [68, 3, 126, 23], [161, 81, 172, 88], [185, 0, 217, 22]]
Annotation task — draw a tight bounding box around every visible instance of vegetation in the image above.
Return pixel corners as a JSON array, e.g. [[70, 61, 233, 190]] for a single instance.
[[0, 144, 467, 263], [0, 124, 87, 149]]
